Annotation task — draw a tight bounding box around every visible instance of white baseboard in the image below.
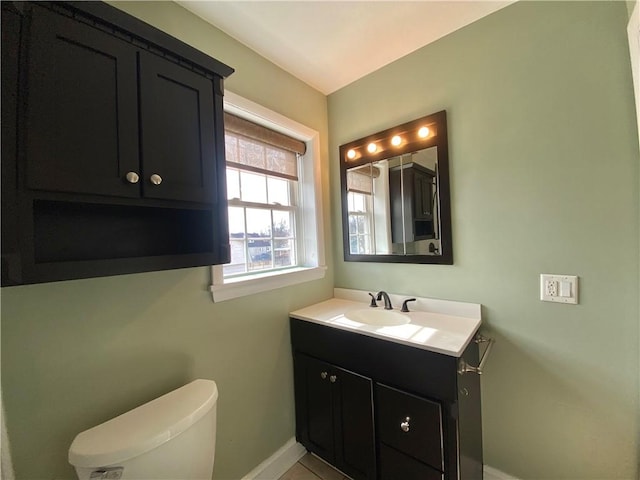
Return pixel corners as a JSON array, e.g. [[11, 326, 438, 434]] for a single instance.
[[241, 437, 518, 480], [484, 464, 520, 480], [241, 437, 306, 480]]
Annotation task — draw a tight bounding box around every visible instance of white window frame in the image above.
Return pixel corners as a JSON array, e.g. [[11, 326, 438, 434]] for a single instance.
[[210, 91, 326, 302], [347, 190, 374, 254]]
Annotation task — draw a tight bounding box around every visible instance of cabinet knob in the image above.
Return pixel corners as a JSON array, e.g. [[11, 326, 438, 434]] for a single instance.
[[150, 174, 163, 185], [400, 417, 411, 432], [329, 375, 337, 383], [125, 171, 140, 184], [320, 371, 328, 380]]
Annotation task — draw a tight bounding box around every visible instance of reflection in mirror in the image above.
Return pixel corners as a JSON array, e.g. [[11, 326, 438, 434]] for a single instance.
[[340, 111, 452, 264], [346, 159, 391, 255], [388, 147, 439, 255]]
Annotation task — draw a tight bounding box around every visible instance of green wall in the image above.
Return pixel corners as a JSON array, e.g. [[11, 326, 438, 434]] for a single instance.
[[2, 1, 639, 480], [0, 2, 332, 479], [328, 1, 639, 479]]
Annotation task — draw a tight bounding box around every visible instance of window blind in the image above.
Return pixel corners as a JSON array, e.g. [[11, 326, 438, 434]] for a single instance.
[[224, 113, 305, 181], [346, 165, 380, 195]]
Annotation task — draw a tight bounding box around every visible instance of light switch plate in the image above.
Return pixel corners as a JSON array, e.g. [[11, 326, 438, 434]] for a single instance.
[[540, 274, 578, 304]]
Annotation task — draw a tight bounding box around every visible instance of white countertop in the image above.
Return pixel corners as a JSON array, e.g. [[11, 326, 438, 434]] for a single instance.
[[290, 288, 482, 357]]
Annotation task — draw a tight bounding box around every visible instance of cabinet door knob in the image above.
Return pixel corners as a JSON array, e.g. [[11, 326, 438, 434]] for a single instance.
[[320, 371, 328, 380], [329, 375, 337, 383], [125, 171, 140, 184], [150, 174, 163, 185], [400, 417, 411, 432]]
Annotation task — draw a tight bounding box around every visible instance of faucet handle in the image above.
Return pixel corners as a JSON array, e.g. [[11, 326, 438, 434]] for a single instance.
[[401, 298, 417, 312], [368, 293, 378, 308]]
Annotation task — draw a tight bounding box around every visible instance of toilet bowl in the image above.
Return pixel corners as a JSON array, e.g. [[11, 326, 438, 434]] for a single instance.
[[69, 379, 218, 480]]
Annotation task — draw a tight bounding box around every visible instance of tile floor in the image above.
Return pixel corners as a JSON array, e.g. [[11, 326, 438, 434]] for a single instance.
[[278, 453, 350, 480]]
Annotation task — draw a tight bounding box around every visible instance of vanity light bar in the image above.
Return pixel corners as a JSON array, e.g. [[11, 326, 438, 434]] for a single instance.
[[343, 124, 435, 162]]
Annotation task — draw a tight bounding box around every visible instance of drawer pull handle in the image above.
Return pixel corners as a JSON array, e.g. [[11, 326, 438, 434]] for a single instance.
[[329, 375, 337, 383], [458, 334, 495, 375], [400, 417, 410, 432], [320, 371, 328, 380], [150, 173, 163, 185]]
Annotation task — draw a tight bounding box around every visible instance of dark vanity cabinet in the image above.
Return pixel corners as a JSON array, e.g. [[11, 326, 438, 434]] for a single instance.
[[291, 319, 483, 480], [294, 354, 376, 480], [1, 1, 234, 285], [390, 163, 436, 244]]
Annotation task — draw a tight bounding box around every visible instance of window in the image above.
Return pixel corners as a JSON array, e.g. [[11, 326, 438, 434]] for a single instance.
[[345, 162, 393, 255], [346, 165, 377, 254], [210, 92, 325, 302], [224, 113, 303, 277], [347, 191, 373, 255]]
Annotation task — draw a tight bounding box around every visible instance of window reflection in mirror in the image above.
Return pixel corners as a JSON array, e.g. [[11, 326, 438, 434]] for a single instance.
[[340, 111, 452, 264], [346, 160, 391, 255]]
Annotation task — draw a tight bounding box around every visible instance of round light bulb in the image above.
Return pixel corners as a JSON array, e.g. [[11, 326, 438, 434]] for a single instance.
[[391, 135, 402, 146], [367, 143, 378, 153], [347, 149, 356, 159], [418, 126, 430, 138]]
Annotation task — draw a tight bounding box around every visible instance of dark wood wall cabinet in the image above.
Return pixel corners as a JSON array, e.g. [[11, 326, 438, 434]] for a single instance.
[[1, 1, 234, 285], [390, 162, 436, 244], [291, 319, 483, 480]]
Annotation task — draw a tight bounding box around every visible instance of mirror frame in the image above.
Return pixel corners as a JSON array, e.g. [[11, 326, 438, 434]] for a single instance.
[[339, 110, 453, 264]]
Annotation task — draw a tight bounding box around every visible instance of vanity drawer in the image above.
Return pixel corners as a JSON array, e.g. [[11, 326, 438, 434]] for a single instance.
[[376, 383, 444, 471], [379, 444, 444, 480]]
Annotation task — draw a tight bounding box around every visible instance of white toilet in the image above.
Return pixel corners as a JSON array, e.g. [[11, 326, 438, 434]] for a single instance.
[[69, 379, 218, 480]]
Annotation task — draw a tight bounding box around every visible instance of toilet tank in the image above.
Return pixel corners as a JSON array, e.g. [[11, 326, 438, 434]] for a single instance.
[[69, 379, 218, 480]]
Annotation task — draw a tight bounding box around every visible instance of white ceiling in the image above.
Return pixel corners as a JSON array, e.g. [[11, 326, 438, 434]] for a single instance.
[[177, 1, 514, 94]]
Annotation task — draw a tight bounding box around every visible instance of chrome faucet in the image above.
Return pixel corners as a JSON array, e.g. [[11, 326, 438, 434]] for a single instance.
[[376, 291, 393, 310]]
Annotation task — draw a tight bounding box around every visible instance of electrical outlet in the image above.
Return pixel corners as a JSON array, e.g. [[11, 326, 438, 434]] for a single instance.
[[540, 274, 578, 304], [545, 279, 558, 297]]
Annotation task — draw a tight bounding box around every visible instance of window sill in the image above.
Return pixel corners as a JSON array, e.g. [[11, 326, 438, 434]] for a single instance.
[[210, 266, 327, 302]]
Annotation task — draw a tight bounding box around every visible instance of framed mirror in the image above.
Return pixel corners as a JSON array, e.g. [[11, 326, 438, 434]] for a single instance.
[[339, 110, 452, 264]]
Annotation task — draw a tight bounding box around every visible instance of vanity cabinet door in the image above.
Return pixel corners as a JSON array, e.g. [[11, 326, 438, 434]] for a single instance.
[[334, 363, 376, 480], [299, 355, 334, 461], [293, 353, 376, 480]]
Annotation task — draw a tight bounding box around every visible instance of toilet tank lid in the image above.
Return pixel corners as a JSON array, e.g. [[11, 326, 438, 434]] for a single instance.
[[69, 379, 218, 468]]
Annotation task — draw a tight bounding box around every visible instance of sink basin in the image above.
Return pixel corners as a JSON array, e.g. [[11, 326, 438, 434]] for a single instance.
[[344, 309, 410, 326]]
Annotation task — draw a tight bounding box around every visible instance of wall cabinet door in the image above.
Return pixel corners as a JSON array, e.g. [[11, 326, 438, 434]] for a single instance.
[[138, 52, 216, 203], [26, 5, 140, 198], [294, 354, 376, 480], [413, 170, 434, 221]]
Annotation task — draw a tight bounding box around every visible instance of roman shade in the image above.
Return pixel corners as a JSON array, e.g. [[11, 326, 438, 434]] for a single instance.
[[224, 113, 305, 180]]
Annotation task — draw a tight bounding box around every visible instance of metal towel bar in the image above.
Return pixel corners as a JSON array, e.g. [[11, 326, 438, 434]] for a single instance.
[[457, 334, 494, 375]]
